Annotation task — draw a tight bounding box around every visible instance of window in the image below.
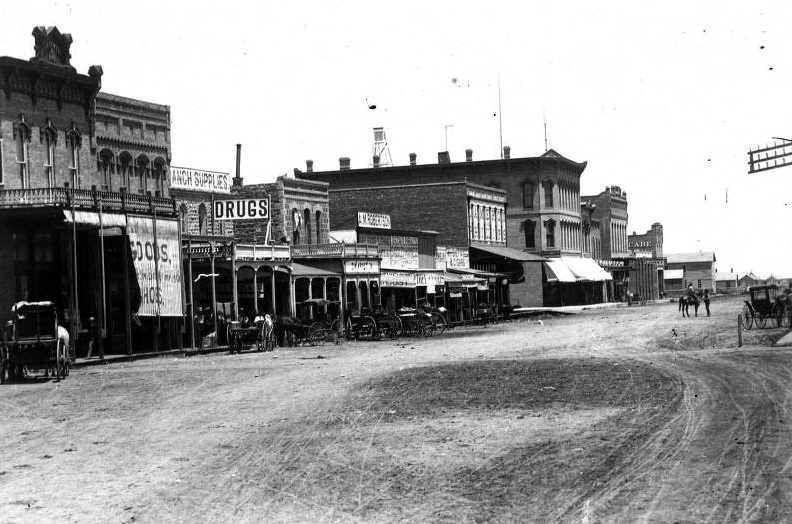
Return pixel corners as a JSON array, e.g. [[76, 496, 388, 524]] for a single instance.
[[545, 220, 555, 248], [315, 210, 322, 243], [153, 161, 165, 196], [292, 208, 301, 244], [66, 128, 81, 189], [522, 182, 534, 208], [524, 220, 535, 248], [543, 181, 554, 208], [697, 279, 702, 289], [198, 203, 207, 235], [120, 154, 131, 189], [179, 204, 188, 233], [42, 127, 56, 187], [137, 157, 149, 194], [15, 122, 30, 188], [304, 209, 312, 245], [99, 151, 113, 190]]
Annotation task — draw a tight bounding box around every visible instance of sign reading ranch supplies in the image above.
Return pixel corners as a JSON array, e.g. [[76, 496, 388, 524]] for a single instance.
[[127, 216, 183, 317], [170, 166, 230, 194], [214, 197, 270, 220]]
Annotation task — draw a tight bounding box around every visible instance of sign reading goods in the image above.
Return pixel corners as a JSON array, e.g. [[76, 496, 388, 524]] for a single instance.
[[214, 198, 270, 220]]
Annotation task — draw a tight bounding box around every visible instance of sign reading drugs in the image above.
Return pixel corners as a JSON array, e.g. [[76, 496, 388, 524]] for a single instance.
[[127, 216, 183, 317], [214, 197, 270, 220], [170, 166, 230, 194]]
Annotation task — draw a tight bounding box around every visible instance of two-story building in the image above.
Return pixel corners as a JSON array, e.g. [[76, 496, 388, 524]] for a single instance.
[[665, 252, 717, 295]]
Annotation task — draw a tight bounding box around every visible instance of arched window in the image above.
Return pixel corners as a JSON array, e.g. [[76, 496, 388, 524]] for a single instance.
[[304, 209, 312, 245], [545, 219, 556, 248], [136, 156, 149, 194], [119, 153, 132, 189], [315, 210, 322, 244], [522, 182, 534, 208], [14, 119, 31, 188], [292, 208, 301, 245], [153, 160, 166, 196], [524, 220, 536, 249], [40, 122, 57, 187], [179, 204, 188, 234], [98, 150, 114, 190], [198, 203, 207, 235], [66, 127, 81, 189]]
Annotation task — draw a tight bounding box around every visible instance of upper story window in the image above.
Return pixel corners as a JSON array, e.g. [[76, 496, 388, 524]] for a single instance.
[[137, 157, 149, 194], [315, 210, 322, 243], [98, 151, 113, 190], [543, 181, 554, 208], [153, 161, 166, 196], [198, 203, 207, 235], [179, 204, 188, 234], [41, 122, 57, 187], [292, 208, 301, 245], [522, 182, 534, 208], [66, 127, 81, 189], [304, 209, 312, 245], [14, 119, 31, 189]]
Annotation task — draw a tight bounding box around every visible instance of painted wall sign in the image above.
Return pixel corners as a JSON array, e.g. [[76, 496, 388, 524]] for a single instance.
[[445, 247, 470, 269], [213, 197, 270, 220], [390, 235, 418, 247], [344, 259, 381, 274], [357, 211, 391, 229], [170, 166, 230, 194], [127, 216, 183, 317], [380, 271, 415, 288], [380, 247, 419, 270]]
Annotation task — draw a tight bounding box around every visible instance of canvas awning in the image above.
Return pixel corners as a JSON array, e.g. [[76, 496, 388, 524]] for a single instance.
[[544, 259, 577, 283], [563, 257, 613, 281], [63, 210, 127, 228], [291, 262, 339, 278], [471, 245, 546, 262], [443, 272, 481, 288]]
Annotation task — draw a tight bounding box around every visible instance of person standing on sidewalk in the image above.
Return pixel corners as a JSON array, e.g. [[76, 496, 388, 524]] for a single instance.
[[703, 289, 711, 317]]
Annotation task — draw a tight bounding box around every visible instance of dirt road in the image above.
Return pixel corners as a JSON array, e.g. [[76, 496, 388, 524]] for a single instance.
[[2, 295, 792, 523]]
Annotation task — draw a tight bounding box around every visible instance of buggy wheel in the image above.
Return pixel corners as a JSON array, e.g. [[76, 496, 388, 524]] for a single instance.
[[361, 316, 378, 341], [433, 314, 448, 335], [308, 323, 325, 346], [741, 305, 753, 330], [421, 316, 434, 337], [0, 363, 8, 384], [756, 314, 767, 329]]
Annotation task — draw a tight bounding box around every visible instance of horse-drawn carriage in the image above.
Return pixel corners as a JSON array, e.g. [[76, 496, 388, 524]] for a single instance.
[[0, 301, 70, 383], [741, 285, 791, 330], [227, 314, 275, 353], [277, 299, 340, 347]]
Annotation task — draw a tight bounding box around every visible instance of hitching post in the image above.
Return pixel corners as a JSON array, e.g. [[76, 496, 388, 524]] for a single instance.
[[738, 314, 743, 347]]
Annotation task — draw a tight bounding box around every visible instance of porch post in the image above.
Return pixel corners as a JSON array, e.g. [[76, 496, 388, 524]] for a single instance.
[[252, 270, 259, 314], [187, 241, 195, 351], [231, 242, 239, 321], [210, 243, 218, 347]]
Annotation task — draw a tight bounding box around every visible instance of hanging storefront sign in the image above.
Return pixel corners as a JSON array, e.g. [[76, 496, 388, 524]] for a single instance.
[[213, 197, 270, 220], [445, 247, 470, 269], [127, 216, 183, 317], [380, 270, 415, 288], [170, 166, 231, 194], [357, 211, 391, 229], [344, 259, 380, 274]]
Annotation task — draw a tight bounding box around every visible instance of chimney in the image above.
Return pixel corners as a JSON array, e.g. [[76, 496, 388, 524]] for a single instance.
[[232, 144, 243, 187], [306, 159, 313, 173], [373, 155, 380, 168], [465, 149, 473, 162], [339, 157, 351, 170], [438, 151, 450, 164], [502, 146, 511, 159], [409, 152, 417, 165]]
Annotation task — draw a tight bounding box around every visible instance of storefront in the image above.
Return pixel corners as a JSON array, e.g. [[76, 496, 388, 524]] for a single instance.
[[543, 257, 611, 306]]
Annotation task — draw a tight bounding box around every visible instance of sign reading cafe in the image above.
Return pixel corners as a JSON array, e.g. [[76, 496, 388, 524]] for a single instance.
[[170, 166, 230, 194]]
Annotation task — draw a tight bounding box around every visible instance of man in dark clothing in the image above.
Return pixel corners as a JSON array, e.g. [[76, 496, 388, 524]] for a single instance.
[[703, 289, 711, 316]]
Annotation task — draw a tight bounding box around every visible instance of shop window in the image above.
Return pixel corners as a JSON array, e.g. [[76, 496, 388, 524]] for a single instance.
[[198, 203, 207, 235], [522, 182, 534, 208], [545, 219, 555, 248], [524, 220, 535, 248], [543, 181, 554, 208]]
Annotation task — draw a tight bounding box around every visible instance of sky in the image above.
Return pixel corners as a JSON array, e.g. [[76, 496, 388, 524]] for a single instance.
[[4, 1, 792, 277]]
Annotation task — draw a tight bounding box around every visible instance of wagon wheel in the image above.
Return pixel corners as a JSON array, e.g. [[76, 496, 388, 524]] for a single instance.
[[433, 313, 448, 336], [421, 315, 434, 337], [360, 316, 378, 341], [388, 318, 401, 340], [755, 313, 767, 329], [393, 316, 403, 338], [0, 362, 8, 384], [308, 323, 324, 347]]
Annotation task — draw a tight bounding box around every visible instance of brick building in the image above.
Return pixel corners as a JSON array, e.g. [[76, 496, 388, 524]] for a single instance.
[[0, 27, 180, 358], [296, 146, 611, 307]]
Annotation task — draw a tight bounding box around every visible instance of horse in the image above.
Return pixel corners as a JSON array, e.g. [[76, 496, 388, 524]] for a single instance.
[[680, 294, 700, 318]]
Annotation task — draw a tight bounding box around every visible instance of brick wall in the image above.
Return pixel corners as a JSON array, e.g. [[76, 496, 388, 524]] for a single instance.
[[509, 261, 544, 307]]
